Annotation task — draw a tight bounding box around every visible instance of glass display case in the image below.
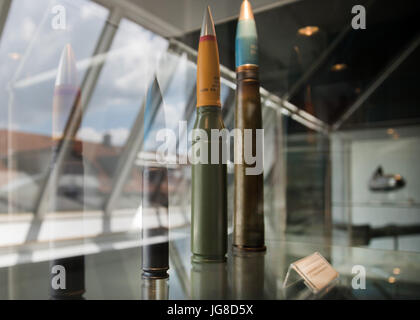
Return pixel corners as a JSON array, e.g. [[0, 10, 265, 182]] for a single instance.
[[0, 0, 419, 300], [2, 234, 420, 299]]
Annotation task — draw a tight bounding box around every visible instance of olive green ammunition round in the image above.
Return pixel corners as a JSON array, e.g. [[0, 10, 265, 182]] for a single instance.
[[191, 6, 227, 263], [191, 107, 227, 263]]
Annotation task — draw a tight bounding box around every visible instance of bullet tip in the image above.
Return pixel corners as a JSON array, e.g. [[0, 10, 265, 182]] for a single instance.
[[200, 5, 216, 37], [55, 43, 78, 87], [239, 0, 254, 21]]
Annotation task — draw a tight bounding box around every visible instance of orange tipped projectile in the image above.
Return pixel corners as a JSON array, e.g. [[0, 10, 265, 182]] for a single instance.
[[197, 6, 221, 107]]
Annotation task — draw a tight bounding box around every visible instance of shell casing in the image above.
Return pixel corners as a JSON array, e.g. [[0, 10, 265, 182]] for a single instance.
[[141, 166, 169, 279], [191, 107, 227, 263], [234, 65, 265, 251]]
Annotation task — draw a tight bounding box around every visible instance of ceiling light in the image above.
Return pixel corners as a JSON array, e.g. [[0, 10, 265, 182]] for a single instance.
[[297, 26, 319, 37], [331, 63, 347, 72]]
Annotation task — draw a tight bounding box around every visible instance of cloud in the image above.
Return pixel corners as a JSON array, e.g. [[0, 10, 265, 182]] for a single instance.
[[21, 18, 36, 41], [77, 127, 102, 143], [77, 126, 129, 146], [79, 1, 107, 20], [107, 128, 129, 146]]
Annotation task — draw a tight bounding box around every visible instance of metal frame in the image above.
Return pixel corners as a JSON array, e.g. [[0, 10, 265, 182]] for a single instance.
[[222, 89, 236, 129], [0, 0, 12, 42], [168, 39, 330, 134], [94, 0, 302, 38], [93, 0, 182, 38]]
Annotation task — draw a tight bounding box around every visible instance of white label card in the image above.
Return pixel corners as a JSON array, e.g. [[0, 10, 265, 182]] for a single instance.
[[283, 252, 339, 294]]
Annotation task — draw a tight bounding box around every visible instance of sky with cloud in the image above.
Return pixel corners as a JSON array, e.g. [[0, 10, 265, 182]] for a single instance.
[[1, 0, 106, 129], [0, 0, 234, 151]]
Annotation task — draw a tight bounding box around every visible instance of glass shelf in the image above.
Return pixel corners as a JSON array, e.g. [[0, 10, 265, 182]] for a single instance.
[[1, 229, 419, 300]]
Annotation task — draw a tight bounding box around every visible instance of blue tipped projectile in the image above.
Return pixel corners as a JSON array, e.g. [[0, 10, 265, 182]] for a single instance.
[[235, 0, 258, 68]]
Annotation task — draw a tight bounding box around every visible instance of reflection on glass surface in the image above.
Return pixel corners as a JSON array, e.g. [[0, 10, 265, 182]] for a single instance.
[[1, 236, 419, 299], [48, 42, 86, 300], [0, 0, 108, 215], [77, 18, 168, 214], [141, 278, 169, 300], [141, 77, 169, 279], [232, 251, 265, 300], [49, 255, 85, 300], [191, 262, 227, 300], [0, 0, 419, 300]]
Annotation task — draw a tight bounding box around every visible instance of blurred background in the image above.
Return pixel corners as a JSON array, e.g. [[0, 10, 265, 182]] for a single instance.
[[0, 0, 420, 299]]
